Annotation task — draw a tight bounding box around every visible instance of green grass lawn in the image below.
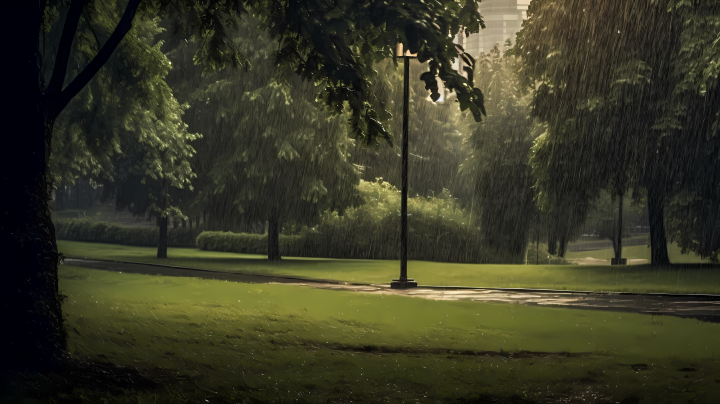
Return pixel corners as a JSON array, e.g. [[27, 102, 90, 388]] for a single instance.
[[46, 265, 720, 403], [58, 240, 720, 294]]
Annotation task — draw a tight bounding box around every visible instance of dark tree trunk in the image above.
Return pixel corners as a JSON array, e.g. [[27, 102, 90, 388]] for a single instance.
[[188, 218, 192, 230], [648, 190, 670, 267], [182, 218, 186, 228], [173, 218, 179, 229], [195, 216, 200, 229], [2, 0, 142, 373], [157, 216, 168, 258], [558, 232, 568, 258], [268, 211, 281, 262], [76, 182, 80, 209], [56, 185, 65, 210], [547, 231, 558, 256], [202, 211, 207, 228], [615, 193, 623, 261], [1, 2, 66, 372]]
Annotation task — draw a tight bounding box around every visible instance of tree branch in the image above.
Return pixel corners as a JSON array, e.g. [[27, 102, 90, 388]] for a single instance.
[[47, 0, 86, 97], [49, 0, 143, 119]]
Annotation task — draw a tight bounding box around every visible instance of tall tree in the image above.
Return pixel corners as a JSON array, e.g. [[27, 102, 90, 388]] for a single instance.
[[172, 18, 361, 261], [2, 0, 487, 371], [46, 3, 198, 259], [458, 43, 538, 263], [656, 0, 720, 262], [514, 0, 680, 266]]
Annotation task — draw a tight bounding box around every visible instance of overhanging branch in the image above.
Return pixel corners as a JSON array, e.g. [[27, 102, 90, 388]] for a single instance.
[[46, 0, 86, 98], [49, 0, 143, 119]]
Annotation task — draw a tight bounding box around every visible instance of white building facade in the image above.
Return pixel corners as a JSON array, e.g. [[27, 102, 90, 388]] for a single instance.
[[456, 0, 531, 57]]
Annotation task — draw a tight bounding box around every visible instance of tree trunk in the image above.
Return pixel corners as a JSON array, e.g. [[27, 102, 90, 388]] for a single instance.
[[558, 232, 568, 258], [56, 185, 65, 211], [1, 2, 65, 372], [182, 218, 186, 228], [76, 181, 81, 209], [547, 231, 558, 256], [2, 0, 143, 372], [268, 211, 281, 262], [648, 189, 670, 267], [157, 216, 168, 258], [173, 218, 179, 229], [195, 216, 200, 229], [615, 193, 623, 261], [188, 218, 192, 230]]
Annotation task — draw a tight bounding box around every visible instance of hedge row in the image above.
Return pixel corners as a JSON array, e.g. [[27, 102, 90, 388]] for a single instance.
[[196, 229, 510, 264], [195, 232, 304, 255], [54, 219, 198, 247]]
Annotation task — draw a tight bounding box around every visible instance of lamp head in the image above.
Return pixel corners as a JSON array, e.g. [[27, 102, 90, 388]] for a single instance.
[[394, 43, 418, 62]]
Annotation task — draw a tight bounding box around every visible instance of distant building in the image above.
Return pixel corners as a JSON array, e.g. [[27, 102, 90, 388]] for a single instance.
[[456, 0, 531, 57]]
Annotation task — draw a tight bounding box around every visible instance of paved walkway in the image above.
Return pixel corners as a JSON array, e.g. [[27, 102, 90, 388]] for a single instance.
[[64, 258, 720, 323]]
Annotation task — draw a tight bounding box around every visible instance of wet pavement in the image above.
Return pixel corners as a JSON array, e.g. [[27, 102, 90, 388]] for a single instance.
[[64, 258, 720, 322]]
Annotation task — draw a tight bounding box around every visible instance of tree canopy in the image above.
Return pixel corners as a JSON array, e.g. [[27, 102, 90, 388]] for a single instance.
[[512, 0, 719, 265]]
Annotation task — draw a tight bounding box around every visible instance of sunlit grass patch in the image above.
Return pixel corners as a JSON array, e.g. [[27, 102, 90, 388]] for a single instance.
[[55, 265, 720, 403], [58, 240, 720, 294]]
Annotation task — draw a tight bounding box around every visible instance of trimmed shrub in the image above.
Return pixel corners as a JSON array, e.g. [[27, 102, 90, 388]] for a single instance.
[[54, 219, 198, 247], [195, 232, 303, 255]]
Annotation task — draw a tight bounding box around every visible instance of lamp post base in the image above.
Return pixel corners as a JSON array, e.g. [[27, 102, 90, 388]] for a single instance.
[[391, 279, 418, 289], [610, 258, 627, 265]]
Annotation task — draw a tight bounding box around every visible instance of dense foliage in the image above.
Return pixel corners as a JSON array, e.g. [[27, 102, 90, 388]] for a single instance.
[[513, 0, 720, 265], [197, 180, 509, 263], [163, 17, 362, 261], [459, 42, 538, 262], [349, 59, 470, 198]]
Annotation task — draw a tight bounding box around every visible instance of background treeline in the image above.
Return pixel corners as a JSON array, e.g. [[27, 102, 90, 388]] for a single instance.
[[48, 1, 720, 264]]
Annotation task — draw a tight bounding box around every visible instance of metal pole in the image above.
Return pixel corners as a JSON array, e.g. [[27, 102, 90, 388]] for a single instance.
[[400, 56, 410, 281]]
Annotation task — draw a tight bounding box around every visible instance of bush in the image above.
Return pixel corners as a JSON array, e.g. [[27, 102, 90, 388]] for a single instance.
[[525, 243, 573, 265], [195, 231, 303, 255], [198, 180, 515, 263], [54, 219, 198, 247]]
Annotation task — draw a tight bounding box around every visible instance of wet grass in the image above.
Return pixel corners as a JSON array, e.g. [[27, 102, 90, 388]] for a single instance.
[[39, 265, 720, 403], [58, 240, 720, 294]]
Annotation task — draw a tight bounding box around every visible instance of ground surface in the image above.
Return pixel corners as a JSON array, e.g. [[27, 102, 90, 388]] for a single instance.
[[58, 240, 720, 294], [5, 265, 717, 404], [65, 258, 720, 323], [565, 243, 710, 264]]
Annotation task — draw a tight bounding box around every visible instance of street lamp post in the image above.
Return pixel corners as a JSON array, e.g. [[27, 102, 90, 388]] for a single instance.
[[391, 43, 418, 289]]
